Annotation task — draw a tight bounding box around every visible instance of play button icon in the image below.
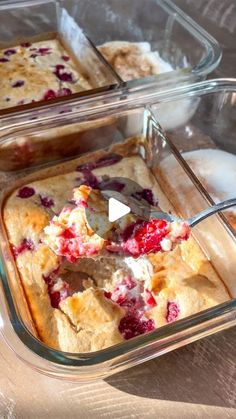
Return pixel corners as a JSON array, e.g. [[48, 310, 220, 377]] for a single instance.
[[85, 176, 152, 240], [108, 197, 131, 222]]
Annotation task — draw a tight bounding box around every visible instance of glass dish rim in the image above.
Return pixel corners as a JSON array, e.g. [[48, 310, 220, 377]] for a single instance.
[[0, 104, 235, 371], [1, 77, 236, 141], [0, 0, 222, 117]]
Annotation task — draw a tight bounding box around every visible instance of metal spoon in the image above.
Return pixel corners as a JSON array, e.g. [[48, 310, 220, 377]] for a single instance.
[[101, 190, 236, 227], [149, 198, 236, 227]]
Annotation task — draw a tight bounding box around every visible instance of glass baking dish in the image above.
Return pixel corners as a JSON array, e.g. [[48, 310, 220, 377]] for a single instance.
[[0, 0, 120, 110], [68, 0, 222, 82], [0, 0, 221, 116], [0, 99, 235, 381]]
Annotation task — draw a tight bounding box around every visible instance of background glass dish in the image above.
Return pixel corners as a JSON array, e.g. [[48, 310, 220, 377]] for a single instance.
[[66, 0, 222, 81], [0, 0, 221, 115], [0, 0, 120, 110], [0, 98, 235, 381]]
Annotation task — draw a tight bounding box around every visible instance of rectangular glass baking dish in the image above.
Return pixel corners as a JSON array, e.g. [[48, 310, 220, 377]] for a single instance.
[[0, 97, 235, 381], [0, 0, 120, 110], [69, 0, 222, 81], [0, 0, 221, 116]]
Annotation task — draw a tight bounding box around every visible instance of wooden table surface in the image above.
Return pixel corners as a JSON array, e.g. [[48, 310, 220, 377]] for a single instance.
[[0, 1, 236, 418]]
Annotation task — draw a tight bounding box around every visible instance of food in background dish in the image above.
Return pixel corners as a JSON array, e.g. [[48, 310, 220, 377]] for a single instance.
[[0, 38, 91, 109], [3, 154, 229, 352], [98, 41, 172, 81]]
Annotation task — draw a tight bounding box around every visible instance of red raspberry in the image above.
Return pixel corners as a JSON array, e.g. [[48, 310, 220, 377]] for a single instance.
[[39, 195, 54, 208], [17, 186, 35, 198], [166, 301, 180, 323], [12, 238, 35, 258], [119, 315, 155, 339], [44, 90, 57, 101], [122, 219, 169, 256], [145, 289, 156, 307]]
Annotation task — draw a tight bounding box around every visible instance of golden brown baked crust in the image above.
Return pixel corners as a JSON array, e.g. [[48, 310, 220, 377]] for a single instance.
[[147, 238, 228, 326], [3, 154, 230, 352]]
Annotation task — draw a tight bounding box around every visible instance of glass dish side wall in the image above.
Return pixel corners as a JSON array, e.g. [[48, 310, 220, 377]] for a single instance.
[[150, 78, 236, 237], [150, 79, 236, 154], [64, 0, 221, 78], [0, 105, 235, 381]]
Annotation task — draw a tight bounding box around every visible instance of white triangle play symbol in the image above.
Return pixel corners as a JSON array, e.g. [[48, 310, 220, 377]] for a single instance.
[[108, 197, 131, 222]]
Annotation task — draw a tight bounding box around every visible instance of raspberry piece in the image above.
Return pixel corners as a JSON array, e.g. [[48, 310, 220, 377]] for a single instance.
[[77, 170, 99, 189], [42, 274, 69, 308], [4, 49, 16, 56], [104, 291, 112, 299], [62, 55, 70, 61], [166, 301, 180, 323], [58, 88, 72, 97], [120, 275, 136, 290], [43, 87, 72, 101], [55, 64, 65, 71], [0, 57, 9, 62], [145, 289, 156, 307], [12, 238, 35, 257], [119, 315, 155, 339], [39, 195, 54, 208], [50, 284, 69, 308], [122, 219, 169, 256], [37, 47, 51, 55], [44, 89, 57, 101], [49, 291, 61, 308], [17, 186, 35, 198], [12, 80, 25, 88], [54, 65, 73, 82], [60, 228, 76, 240], [74, 198, 87, 208], [57, 72, 73, 82]]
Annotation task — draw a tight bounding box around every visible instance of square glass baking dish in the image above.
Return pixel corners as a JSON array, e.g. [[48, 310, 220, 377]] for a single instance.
[[0, 0, 221, 116], [0, 100, 235, 382], [0, 0, 120, 110], [68, 0, 222, 81]]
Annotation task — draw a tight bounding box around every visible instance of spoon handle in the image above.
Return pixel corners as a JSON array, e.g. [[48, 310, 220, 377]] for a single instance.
[[187, 198, 236, 227]]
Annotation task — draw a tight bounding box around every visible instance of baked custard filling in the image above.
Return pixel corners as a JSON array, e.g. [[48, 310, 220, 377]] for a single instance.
[[3, 154, 230, 352], [0, 38, 91, 109]]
